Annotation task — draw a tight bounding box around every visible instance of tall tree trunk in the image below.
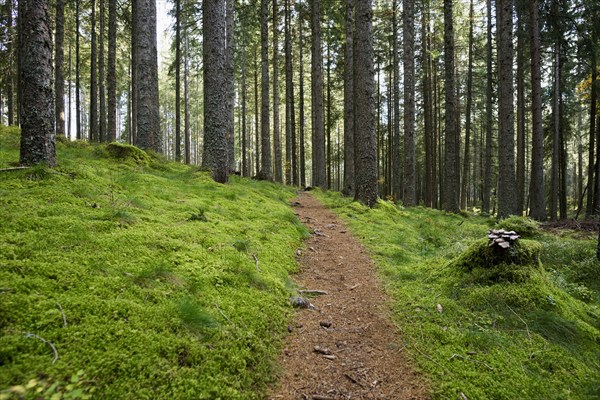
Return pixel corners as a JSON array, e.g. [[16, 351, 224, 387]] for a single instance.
[[353, 0, 377, 207], [550, 40, 560, 220], [496, 0, 517, 218], [403, 0, 416, 206], [483, 0, 493, 214], [134, 0, 161, 152], [390, 0, 400, 200], [90, 0, 98, 141], [311, 0, 326, 188], [326, 43, 332, 189], [259, 0, 272, 180], [273, 0, 282, 182], [242, 29, 248, 176], [54, 0, 65, 139], [226, 0, 235, 172], [423, 1, 433, 207], [284, 0, 296, 185], [254, 46, 260, 175], [342, 0, 354, 196], [175, 0, 181, 161], [5, 0, 14, 126], [529, 0, 546, 221], [299, 7, 306, 187], [461, 0, 474, 211], [76, 0, 82, 140], [99, 0, 106, 142], [19, 0, 56, 166], [443, 0, 459, 213], [586, 61, 597, 218], [107, 0, 117, 141], [202, 0, 228, 182], [184, 33, 191, 164], [515, 4, 526, 215]]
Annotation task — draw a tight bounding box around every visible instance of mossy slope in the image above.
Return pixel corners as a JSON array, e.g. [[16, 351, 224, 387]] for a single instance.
[[314, 190, 600, 400], [0, 126, 307, 399]]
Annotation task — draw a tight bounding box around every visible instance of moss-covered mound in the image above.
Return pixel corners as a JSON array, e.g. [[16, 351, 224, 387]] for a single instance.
[[495, 216, 540, 238], [105, 142, 150, 165], [451, 238, 542, 283]]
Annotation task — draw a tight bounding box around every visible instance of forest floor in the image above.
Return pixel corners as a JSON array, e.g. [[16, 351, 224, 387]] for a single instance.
[[269, 192, 428, 400]]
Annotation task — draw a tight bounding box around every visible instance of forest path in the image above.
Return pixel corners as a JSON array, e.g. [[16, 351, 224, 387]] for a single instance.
[[269, 192, 428, 400]]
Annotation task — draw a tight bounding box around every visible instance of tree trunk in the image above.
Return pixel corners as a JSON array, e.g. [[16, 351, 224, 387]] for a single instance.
[[342, 0, 354, 197], [443, 0, 459, 213], [99, 0, 106, 142], [54, 0, 65, 139], [18, 0, 56, 166], [284, 0, 296, 185], [461, 0, 474, 211], [134, 0, 161, 152], [242, 29, 248, 176], [175, 0, 181, 161], [107, 0, 117, 142], [496, 0, 517, 218], [529, 0, 546, 221], [403, 0, 415, 206], [311, 0, 326, 188], [550, 40, 560, 220], [202, 0, 228, 182], [90, 0, 98, 141], [483, 0, 493, 214], [299, 7, 306, 187], [5, 0, 14, 126], [76, 0, 82, 140], [273, 0, 282, 182], [254, 46, 260, 175], [423, 1, 433, 207], [259, 0, 272, 180], [353, 0, 377, 207], [326, 43, 332, 189], [390, 0, 400, 200], [226, 0, 235, 172], [184, 33, 191, 164]]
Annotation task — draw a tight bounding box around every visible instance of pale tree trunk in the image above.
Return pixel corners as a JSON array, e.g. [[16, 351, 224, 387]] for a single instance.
[[242, 29, 248, 176], [342, 0, 354, 197], [311, 0, 326, 188], [259, 0, 272, 180], [254, 46, 260, 174], [529, 0, 546, 220], [461, 0, 474, 211], [76, 0, 82, 140], [273, 0, 282, 182], [107, 0, 117, 141], [19, 0, 56, 166], [299, 7, 307, 187], [184, 33, 190, 164], [496, 0, 517, 218], [134, 0, 161, 152], [353, 0, 377, 207], [443, 0, 459, 213], [99, 0, 106, 142], [483, 0, 493, 214], [203, 0, 228, 182], [90, 0, 98, 141], [54, 0, 65, 138], [403, 0, 416, 206], [226, 0, 235, 172], [175, 0, 181, 161]]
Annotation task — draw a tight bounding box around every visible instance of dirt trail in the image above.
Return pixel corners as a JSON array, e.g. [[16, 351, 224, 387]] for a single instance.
[[269, 192, 428, 400]]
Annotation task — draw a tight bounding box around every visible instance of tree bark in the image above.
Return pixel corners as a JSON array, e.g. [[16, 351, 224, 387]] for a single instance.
[[586, 63, 596, 218], [550, 36, 560, 220], [422, 1, 433, 207], [284, 0, 296, 185], [99, 0, 106, 142], [483, 0, 493, 214], [273, 0, 282, 182], [226, 0, 235, 172], [515, 3, 526, 215], [5, 0, 14, 126], [311, 0, 326, 188], [259, 0, 272, 180], [299, 6, 307, 187], [175, 0, 181, 161], [242, 28, 248, 176], [19, 0, 56, 166], [443, 0, 459, 213], [461, 0, 474, 211], [529, 0, 546, 221], [54, 0, 65, 139], [184, 32, 191, 164], [76, 0, 82, 140], [403, 0, 416, 206], [134, 0, 161, 152], [107, 0, 117, 142], [353, 0, 377, 207], [342, 0, 354, 197], [90, 0, 98, 141], [254, 46, 260, 175]]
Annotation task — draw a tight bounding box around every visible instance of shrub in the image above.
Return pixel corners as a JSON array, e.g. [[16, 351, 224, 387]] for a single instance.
[[495, 216, 540, 238], [105, 142, 150, 165]]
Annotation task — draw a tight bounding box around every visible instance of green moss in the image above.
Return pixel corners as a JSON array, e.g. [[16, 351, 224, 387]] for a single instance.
[[495, 216, 540, 238], [105, 142, 150, 165]]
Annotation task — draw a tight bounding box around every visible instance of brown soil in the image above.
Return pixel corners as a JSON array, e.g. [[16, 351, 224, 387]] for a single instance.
[[269, 192, 428, 400]]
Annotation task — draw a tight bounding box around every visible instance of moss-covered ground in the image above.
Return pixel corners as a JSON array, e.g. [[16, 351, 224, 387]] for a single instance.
[[314, 190, 600, 400], [0, 126, 308, 399]]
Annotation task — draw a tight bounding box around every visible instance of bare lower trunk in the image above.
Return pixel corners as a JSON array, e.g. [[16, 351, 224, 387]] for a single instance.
[[259, 0, 272, 180], [403, 0, 415, 206], [54, 0, 65, 138], [107, 0, 117, 141], [311, 0, 326, 188], [342, 0, 355, 197], [273, 0, 282, 182]]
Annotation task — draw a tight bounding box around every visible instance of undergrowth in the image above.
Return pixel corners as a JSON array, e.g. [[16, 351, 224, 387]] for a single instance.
[[314, 189, 600, 400], [0, 126, 308, 399]]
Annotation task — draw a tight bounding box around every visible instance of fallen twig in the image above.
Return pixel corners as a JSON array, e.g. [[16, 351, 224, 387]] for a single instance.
[[251, 254, 262, 272], [448, 354, 494, 371], [0, 166, 30, 172], [298, 289, 328, 296], [24, 332, 58, 364], [312, 395, 334, 400], [56, 302, 67, 327], [506, 303, 531, 341]]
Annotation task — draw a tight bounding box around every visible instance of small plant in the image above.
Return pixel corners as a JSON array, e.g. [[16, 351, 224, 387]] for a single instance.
[[232, 239, 251, 253], [189, 207, 208, 222]]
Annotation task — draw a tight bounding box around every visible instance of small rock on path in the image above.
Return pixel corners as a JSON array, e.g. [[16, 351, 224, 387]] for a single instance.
[[269, 192, 428, 400]]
